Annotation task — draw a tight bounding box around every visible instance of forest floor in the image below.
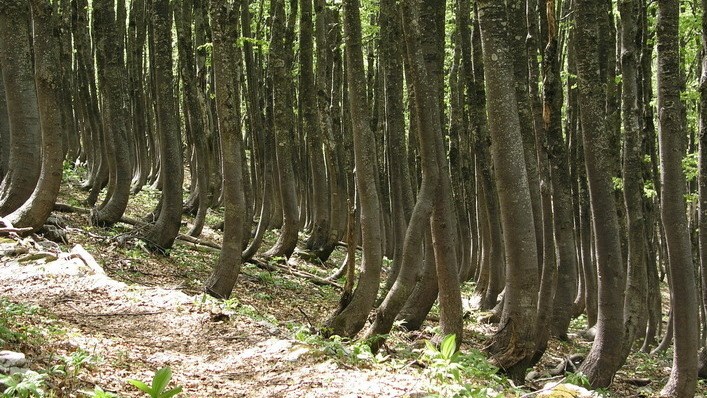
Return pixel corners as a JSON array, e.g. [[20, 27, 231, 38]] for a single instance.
[[0, 168, 702, 397]]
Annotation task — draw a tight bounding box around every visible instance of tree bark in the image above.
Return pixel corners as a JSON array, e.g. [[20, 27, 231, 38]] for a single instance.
[[264, 0, 301, 259], [4, 0, 65, 230], [91, 0, 132, 227], [657, 0, 699, 395], [203, 0, 246, 299], [0, 0, 41, 216], [618, 0, 648, 361], [140, 0, 184, 252], [575, 0, 627, 387], [477, 0, 539, 383]]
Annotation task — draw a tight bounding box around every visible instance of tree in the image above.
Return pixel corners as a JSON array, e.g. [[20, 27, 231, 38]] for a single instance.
[[203, 0, 246, 299], [618, 0, 648, 360], [477, 0, 539, 383], [90, 0, 132, 227], [323, 0, 383, 338], [656, 0, 699, 395], [264, 0, 301, 260], [139, 0, 184, 252], [4, 0, 65, 230], [574, 0, 627, 387], [0, 0, 41, 216]]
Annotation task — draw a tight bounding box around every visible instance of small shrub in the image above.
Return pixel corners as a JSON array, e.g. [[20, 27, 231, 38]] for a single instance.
[[127, 367, 182, 398], [0, 371, 47, 398]]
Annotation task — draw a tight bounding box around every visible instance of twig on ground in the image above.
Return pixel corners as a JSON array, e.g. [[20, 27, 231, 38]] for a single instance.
[[247, 258, 342, 289], [63, 302, 163, 317]]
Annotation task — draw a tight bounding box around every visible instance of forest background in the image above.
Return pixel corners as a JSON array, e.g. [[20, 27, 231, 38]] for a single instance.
[[1, 0, 707, 396]]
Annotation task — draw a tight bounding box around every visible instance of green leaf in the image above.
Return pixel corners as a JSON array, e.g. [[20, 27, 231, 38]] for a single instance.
[[440, 334, 456, 360], [127, 379, 152, 395], [151, 367, 172, 394], [160, 386, 183, 398]]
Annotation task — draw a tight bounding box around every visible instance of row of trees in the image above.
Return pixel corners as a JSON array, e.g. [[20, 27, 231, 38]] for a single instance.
[[1, 0, 706, 394]]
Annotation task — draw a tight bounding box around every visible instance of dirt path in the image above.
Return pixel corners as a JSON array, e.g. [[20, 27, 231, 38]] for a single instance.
[[0, 242, 426, 397]]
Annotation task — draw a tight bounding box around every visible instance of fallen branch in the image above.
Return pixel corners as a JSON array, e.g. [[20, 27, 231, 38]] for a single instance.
[[0, 216, 32, 236], [177, 233, 222, 250], [53, 203, 91, 214], [248, 258, 342, 289], [0, 227, 32, 236]]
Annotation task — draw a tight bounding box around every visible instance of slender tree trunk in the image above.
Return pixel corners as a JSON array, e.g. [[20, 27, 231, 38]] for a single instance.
[[0, 0, 41, 216], [544, 0, 578, 340], [699, 0, 707, 376], [477, 0, 539, 383], [575, 0, 627, 387], [657, 0, 699, 395], [91, 0, 132, 226], [322, 0, 383, 338], [140, 0, 184, 252], [264, 0, 300, 259], [5, 0, 65, 230], [363, 0, 442, 350], [618, 0, 649, 360], [203, 0, 245, 299], [176, 0, 211, 237]]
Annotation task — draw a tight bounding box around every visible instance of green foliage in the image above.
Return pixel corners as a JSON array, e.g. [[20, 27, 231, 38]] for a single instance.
[[564, 372, 591, 389], [80, 386, 120, 398], [293, 328, 388, 366], [46, 348, 97, 390], [421, 334, 507, 397], [682, 152, 698, 182], [0, 298, 39, 345], [0, 371, 47, 398], [127, 367, 182, 398]]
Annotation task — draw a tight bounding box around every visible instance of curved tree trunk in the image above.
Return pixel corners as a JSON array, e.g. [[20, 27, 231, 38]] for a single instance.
[[176, 0, 210, 238], [140, 0, 184, 252], [0, 0, 41, 216], [544, 0, 577, 340], [575, 0, 627, 388], [477, 0, 539, 383], [363, 0, 441, 350], [323, 0, 382, 338], [618, 0, 648, 360], [203, 0, 245, 299], [656, 0, 699, 395], [264, 0, 300, 259], [91, 0, 132, 227], [5, 0, 65, 230]]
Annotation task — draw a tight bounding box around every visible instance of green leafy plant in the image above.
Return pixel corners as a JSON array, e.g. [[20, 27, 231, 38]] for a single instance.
[[127, 367, 182, 398], [293, 328, 388, 366], [0, 371, 47, 398], [0, 299, 40, 345], [564, 371, 591, 389], [80, 386, 120, 398], [421, 334, 507, 398]]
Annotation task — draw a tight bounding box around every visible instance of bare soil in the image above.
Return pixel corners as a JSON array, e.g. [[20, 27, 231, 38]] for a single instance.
[[0, 234, 426, 397]]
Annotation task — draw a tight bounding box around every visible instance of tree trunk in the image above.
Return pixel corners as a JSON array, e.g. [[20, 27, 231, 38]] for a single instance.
[[544, 0, 577, 340], [203, 0, 246, 299], [264, 0, 300, 259], [91, 0, 132, 227], [477, 0, 539, 383], [0, 0, 41, 216], [5, 0, 65, 230], [618, 0, 648, 360], [322, 0, 382, 338], [140, 0, 184, 252], [575, 0, 627, 387], [656, 0, 699, 395]]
